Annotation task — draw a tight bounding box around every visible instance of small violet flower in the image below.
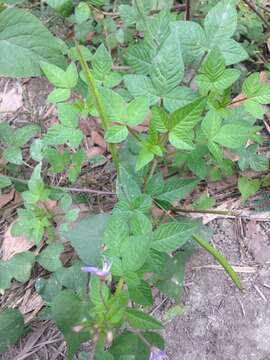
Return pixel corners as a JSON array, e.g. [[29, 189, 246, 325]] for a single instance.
[[81, 256, 112, 278], [149, 348, 169, 360]]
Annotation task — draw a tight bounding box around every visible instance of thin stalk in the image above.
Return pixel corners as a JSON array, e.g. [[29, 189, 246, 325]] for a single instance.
[[4, 175, 116, 196], [114, 277, 124, 297], [171, 206, 238, 217], [143, 133, 168, 190], [75, 42, 119, 172], [187, 51, 208, 86], [192, 234, 242, 290], [185, 0, 191, 20]]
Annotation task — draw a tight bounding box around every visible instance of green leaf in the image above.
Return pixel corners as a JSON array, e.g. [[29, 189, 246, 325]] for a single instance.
[[152, 220, 200, 252], [192, 234, 242, 289], [8, 252, 35, 283], [109, 331, 149, 360], [14, 124, 40, 147], [75, 2, 91, 24], [129, 281, 153, 306], [0, 261, 12, 291], [58, 103, 79, 128], [204, 0, 237, 49], [92, 44, 112, 81], [236, 145, 269, 172], [116, 165, 141, 203], [170, 97, 206, 134], [201, 111, 222, 139], [238, 177, 260, 201], [99, 87, 127, 123], [136, 148, 154, 171], [119, 5, 137, 27], [0, 175, 11, 190], [124, 75, 159, 105], [40, 62, 68, 88], [125, 42, 154, 74], [65, 214, 110, 265], [0, 8, 66, 77], [155, 251, 189, 300], [172, 21, 206, 64], [0, 309, 24, 354], [45, 125, 83, 148], [37, 244, 64, 271], [52, 290, 90, 360], [156, 178, 199, 204], [126, 309, 162, 330], [127, 97, 149, 126], [213, 122, 251, 149], [47, 88, 71, 103], [218, 38, 248, 66], [150, 28, 184, 94], [46, 0, 73, 17], [105, 125, 128, 144]]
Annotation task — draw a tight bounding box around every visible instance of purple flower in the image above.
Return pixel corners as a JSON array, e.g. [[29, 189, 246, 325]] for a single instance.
[[149, 348, 169, 360], [81, 256, 112, 278]]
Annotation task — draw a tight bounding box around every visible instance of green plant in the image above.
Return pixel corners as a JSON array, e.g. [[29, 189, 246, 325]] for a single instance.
[[0, 0, 269, 359]]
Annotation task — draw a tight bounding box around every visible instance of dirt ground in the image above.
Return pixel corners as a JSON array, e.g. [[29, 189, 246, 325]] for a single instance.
[[1, 77, 270, 359], [164, 219, 270, 360]]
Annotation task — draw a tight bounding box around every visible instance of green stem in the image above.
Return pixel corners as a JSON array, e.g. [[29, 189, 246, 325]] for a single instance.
[[75, 41, 119, 172], [143, 133, 168, 190], [114, 277, 124, 297], [187, 51, 208, 86], [192, 234, 242, 290]]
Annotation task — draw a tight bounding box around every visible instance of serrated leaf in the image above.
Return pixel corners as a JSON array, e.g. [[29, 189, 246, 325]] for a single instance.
[[136, 148, 155, 171], [124, 75, 159, 105], [0, 309, 24, 354], [46, 0, 73, 17], [0, 8, 66, 77], [65, 214, 110, 265], [238, 177, 260, 201], [0, 261, 12, 291], [119, 5, 137, 26], [201, 111, 222, 139], [75, 2, 91, 24], [156, 178, 199, 204], [92, 44, 112, 81], [45, 125, 83, 148], [129, 281, 153, 306], [105, 125, 128, 144], [213, 122, 251, 149], [125, 42, 154, 74], [204, 0, 237, 48], [37, 243, 64, 271], [150, 28, 184, 94], [152, 220, 199, 252], [127, 97, 149, 126], [116, 165, 141, 202], [126, 309, 162, 330], [15, 124, 40, 147], [47, 88, 71, 103]]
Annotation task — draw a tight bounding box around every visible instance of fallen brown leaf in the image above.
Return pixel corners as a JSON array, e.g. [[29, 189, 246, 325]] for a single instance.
[[0, 84, 23, 113], [92, 130, 107, 149], [2, 221, 34, 261]]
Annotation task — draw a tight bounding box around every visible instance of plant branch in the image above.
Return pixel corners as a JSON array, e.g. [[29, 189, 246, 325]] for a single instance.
[[187, 51, 208, 86], [75, 41, 119, 172], [242, 0, 270, 30], [4, 175, 116, 196], [229, 96, 247, 107], [185, 0, 191, 20]]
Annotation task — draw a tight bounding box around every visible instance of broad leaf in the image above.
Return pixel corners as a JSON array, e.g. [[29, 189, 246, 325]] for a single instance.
[[213, 122, 251, 149], [52, 290, 90, 360], [129, 281, 153, 306], [65, 214, 110, 265], [126, 309, 162, 330], [0, 309, 24, 354], [0, 8, 66, 77], [152, 220, 200, 252], [8, 252, 35, 283], [37, 243, 64, 271], [238, 177, 260, 201], [105, 126, 128, 144], [156, 178, 199, 204]]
